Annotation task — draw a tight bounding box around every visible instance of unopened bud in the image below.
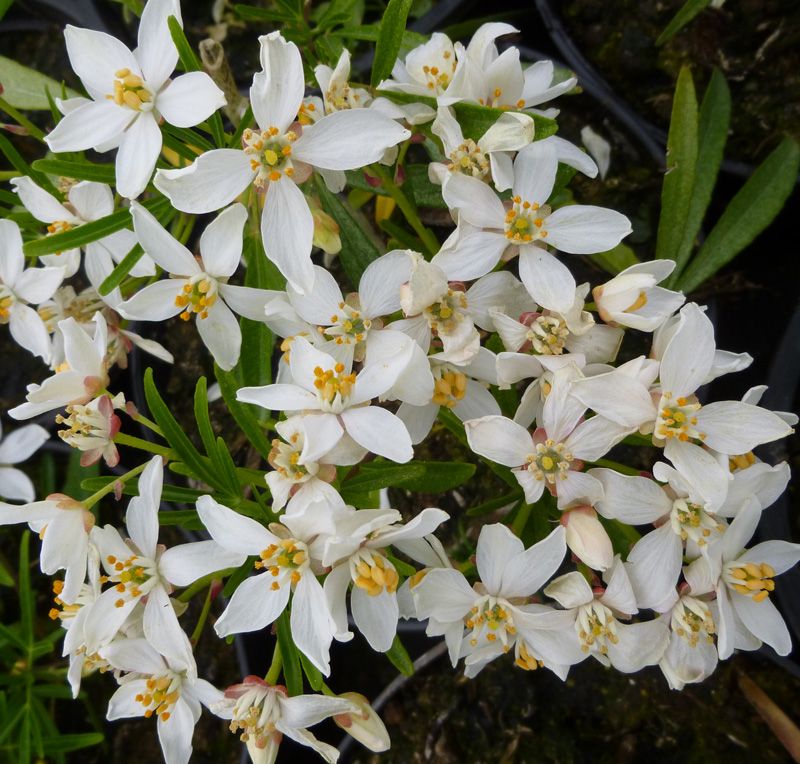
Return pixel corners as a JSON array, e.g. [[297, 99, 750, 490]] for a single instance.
[[333, 692, 390, 753], [561, 506, 613, 572]]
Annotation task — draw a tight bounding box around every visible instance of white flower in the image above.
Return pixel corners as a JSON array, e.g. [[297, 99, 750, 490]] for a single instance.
[[322, 505, 449, 651], [0, 219, 63, 363], [11, 177, 151, 302], [571, 303, 794, 470], [313, 49, 372, 115], [465, 366, 632, 514], [544, 558, 669, 672], [266, 416, 362, 511], [593, 260, 684, 331], [55, 394, 122, 467], [0, 420, 49, 502], [396, 348, 501, 444], [428, 105, 533, 191], [394, 251, 532, 364], [413, 523, 572, 678], [84, 457, 243, 669], [154, 31, 410, 293], [237, 336, 415, 463], [0, 492, 94, 603], [45, 0, 226, 198], [684, 502, 800, 659], [102, 638, 224, 764], [379, 32, 461, 100], [214, 676, 359, 764], [658, 593, 718, 690], [118, 202, 268, 371], [195, 495, 338, 674], [9, 311, 109, 420], [441, 140, 628, 311]]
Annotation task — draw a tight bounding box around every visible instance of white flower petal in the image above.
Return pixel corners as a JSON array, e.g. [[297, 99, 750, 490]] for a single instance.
[[0, 219, 24, 285], [130, 202, 199, 274], [626, 524, 682, 610], [135, 0, 181, 90], [518, 245, 576, 314], [340, 407, 413, 463], [157, 71, 225, 128], [215, 574, 289, 636], [64, 24, 140, 100], [159, 540, 245, 587], [441, 172, 505, 229], [590, 469, 670, 523], [9, 304, 52, 362], [143, 586, 194, 674], [732, 594, 791, 656], [512, 140, 557, 205], [46, 99, 136, 153], [291, 573, 334, 674], [11, 176, 72, 223], [236, 383, 318, 412], [252, 32, 305, 132], [115, 113, 162, 199], [464, 415, 530, 467], [0, 467, 36, 502], [359, 249, 414, 318], [659, 303, 715, 398], [352, 586, 399, 653], [500, 525, 566, 598], [697, 401, 793, 454], [119, 280, 184, 321], [125, 455, 162, 557], [13, 266, 63, 304], [545, 205, 632, 254], [197, 301, 241, 371]]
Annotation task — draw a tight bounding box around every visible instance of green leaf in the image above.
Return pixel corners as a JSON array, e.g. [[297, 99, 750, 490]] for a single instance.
[[234, 3, 296, 22], [0, 1, 13, 23], [40, 733, 104, 754], [276, 612, 303, 696], [222, 558, 254, 597], [669, 67, 730, 287], [599, 517, 641, 559], [23, 196, 170, 258], [678, 138, 800, 293], [343, 462, 426, 494], [143, 367, 220, 487], [0, 133, 54, 193], [405, 164, 447, 209], [157, 509, 205, 530], [314, 173, 381, 287], [167, 16, 225, 147], [371, 0, 413, 87], [240, 236, 277, 389], [98, 244, 145, 296], [298, 652, 323, 691], [656, 0, 712, 45], [655, 66, 698, 274], [0, 557, 13, 587], [214, 364, 273, 460], [215, 437, 242, 496], [0, 56, 79, 109], [81, 476, 204, 504], [397, 461, 476, 492], [194, 378, 220, 462], [589, 242, 640, 275], [332, 24, 428, 49], [466, 491, 523, 516], [31, 158, 116, 184], [18, 532, 32, 645], [385, 634, 414, 676]]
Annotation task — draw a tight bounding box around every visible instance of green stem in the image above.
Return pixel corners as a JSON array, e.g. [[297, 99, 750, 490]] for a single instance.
[[114, 431, 174, 458], [177, 570, 229, 603], [0, 170, 20, 180], [190, 585, 214, 644], [591, 458, 640, 476], [83, 461, 149, 509], [319, 681, 336, 697], [0, 97, 45, 141], [511, 501, 532, 536], [265, 642, 283, 684], [369, 163, 439, 256], [130, 411, 164, 436]]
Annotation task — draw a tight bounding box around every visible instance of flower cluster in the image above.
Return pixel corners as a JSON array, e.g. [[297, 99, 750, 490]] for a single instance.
[[0, 3, 797, 763]]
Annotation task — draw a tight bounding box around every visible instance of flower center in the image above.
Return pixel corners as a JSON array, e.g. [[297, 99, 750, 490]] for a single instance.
[[526, 439, 573, 484], [423, 288, 468, 332], [0, 285, 15, 323], [255, 538, 309, 590], [729, 451, 756, 472], [724, 561, 776, 603], [669, 499, 724, 547], [349, 550, 399, 597], [514, 641, 545, 671], [108, 68, 153, 111], [47, 220, 73, 237], [421, 50, 456, 93], [625, 291, 648, 313], [655, 392, 705, 443], [447, 140, 489, 180], [431, 366, 468, 409], [504, 197, 550, 244], [479, 87, 527, 110], [243, 127, 297, 187], [671, 596, 715, 648], [55, 403, 111, 451], [105, 553, 158, 607], [326, 81, 363, 111], [526, 315, 569, 355], [324, 300, 372, 346], [313, 363, 356, 411], [174, 274, 218, 321], [135, 672, 182, 722], [229, 686, 281, 748], [576, 601, 619, 654], [48, 579, 82, 623], [465, 595, 516, 651], [269, 433, 308, 482]]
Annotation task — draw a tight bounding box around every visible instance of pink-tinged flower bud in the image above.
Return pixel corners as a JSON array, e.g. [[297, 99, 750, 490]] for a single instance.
[[333, 692, 390, 753], [561, 506, 613, 572]]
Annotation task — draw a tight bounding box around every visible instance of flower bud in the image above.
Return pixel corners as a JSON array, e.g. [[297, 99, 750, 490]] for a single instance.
[[333, 692, 390, 753], [561, 506, 613, 572]]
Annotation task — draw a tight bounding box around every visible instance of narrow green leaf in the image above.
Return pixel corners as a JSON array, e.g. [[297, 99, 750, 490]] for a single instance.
[[466, 491, 523, 516], [18, 532, 32, 645], [98, 244, 144, 296], [17, 714, 31, 764], [0, 56, 79, 109], [31, 158, 116, 184], [371, 0, 413, 87], [240, 236, 276, 389], [214, 364, 273, 460], [40, 733, 104, 754], [0, 0, 13, 23], [229, 103, 254, 148], [405, 164, 447, 209], [655, 66, 698, 274], [0, 704, 25, 747], [314, 173, 381, 287], [679, 138, 800, 293], [385, 634, 414, 676], [23, 196, 170, 258], [0, 622, 27, 651], [80, 476, 204, 504], [331, 24, 428, 49], [160, 123, 214, 153], [656, 0, 712, 45], [215, 437, 242, 496], [397, 461, 476, 492], [343, 462, 426, 494], [234, 3, 296, 22], [669, 67, 730, 287], [222, 558, 254, 597], [599, 516, 641, 559], [298, 652, 323, 691], [143, 367, 220, 487], [0, 557, 13, 586], [194, 377, 219, 460], [589, 242, 640, 275], [0, 133, 54, 192], [276, 612, 303, 695], [167, 16, 225, 147]]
